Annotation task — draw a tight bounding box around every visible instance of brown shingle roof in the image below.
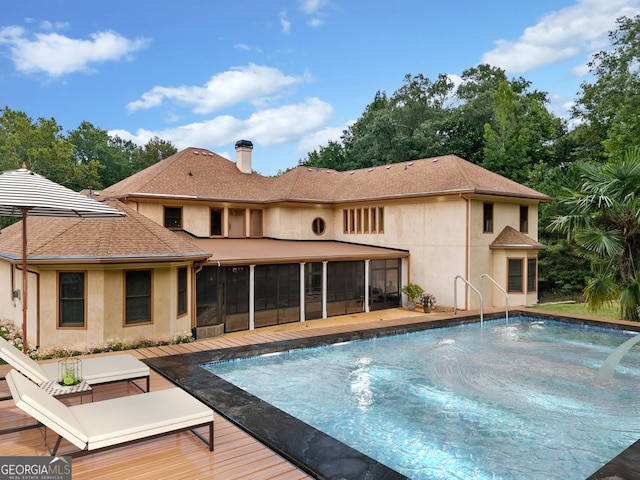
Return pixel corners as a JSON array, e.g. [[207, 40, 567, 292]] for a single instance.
[[490, 226, 546, 250], [0, 200, 211, 263], [101, 148, 552, 204]]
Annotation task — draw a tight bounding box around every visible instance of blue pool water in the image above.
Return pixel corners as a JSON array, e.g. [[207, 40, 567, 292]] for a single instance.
[[202, 318, 640, 479]]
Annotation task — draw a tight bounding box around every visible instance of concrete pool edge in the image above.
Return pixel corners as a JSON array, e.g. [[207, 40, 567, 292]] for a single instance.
[[145, 310, 640, 480]]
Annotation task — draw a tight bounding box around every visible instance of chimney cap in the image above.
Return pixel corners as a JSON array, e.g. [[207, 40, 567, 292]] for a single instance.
[[235, 139, 253, 149]]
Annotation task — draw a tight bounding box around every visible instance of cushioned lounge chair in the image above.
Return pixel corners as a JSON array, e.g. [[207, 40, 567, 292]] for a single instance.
[[5, 369, 214, 456], [0, 336, 150, 394]]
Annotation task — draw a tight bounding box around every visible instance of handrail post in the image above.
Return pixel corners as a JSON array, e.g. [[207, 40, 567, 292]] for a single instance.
[[454, 275, 483, 326], [479, 274, 509, 324]]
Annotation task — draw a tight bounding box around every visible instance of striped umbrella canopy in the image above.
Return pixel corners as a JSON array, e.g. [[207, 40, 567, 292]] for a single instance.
[[0, 166, 126, 352]]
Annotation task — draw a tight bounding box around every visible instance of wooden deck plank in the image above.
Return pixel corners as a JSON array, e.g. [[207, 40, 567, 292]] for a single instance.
[[0, 307, 450, 479]]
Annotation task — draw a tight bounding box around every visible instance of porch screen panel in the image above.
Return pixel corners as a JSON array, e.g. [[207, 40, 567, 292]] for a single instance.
[[254, 264, 300, 327], [224, 266, 249, 332], [305, 262, 323, 320], [327, 261, 365, 315], [196, 266, 219, 327], [369, 259, 400, 310]]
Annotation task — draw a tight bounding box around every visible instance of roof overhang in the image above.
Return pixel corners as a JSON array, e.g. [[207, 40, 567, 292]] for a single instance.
[[181, 237, 410, 266]]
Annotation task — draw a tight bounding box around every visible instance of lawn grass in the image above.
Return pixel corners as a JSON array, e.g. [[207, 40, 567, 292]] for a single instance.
[[530, 301, 620, 321]]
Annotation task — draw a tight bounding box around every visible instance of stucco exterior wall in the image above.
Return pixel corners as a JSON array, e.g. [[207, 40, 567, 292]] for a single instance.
[[264, 204, 335, 240], [32, 264, 192, 351], [330, 196, 469, 309]]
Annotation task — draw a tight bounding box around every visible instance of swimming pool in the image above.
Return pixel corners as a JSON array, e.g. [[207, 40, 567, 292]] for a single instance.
[[145, 312, 640, 479]]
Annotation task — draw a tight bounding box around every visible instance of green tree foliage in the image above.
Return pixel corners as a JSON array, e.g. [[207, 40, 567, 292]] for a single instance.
[[0, 107, 176, 192], [551, 148, 640, 320], [131, 136, 177, 172], [68, 121, 136, 189], [0, 107, 100, 190], [573, 15, 640, 162], [302, 65, 563, 189]]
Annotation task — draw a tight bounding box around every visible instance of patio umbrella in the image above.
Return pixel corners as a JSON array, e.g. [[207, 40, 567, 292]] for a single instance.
[[0, 165, 126, 352]]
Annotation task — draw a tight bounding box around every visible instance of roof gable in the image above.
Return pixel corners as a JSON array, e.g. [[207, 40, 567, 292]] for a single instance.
[[490, 226, 546, 250]]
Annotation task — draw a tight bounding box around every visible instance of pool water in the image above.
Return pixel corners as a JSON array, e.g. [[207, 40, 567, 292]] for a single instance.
[[202, 319, 640, 479]]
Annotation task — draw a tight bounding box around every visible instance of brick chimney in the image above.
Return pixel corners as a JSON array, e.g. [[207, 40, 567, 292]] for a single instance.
[[235, 140, 253, 174]]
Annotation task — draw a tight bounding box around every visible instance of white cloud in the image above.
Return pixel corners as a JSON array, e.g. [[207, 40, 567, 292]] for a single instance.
[[127, 64, 310, 114], [0, 25, 149, 77], [234, 43, 262, 53], [481, 0, 640, 73], [112, 98, 333, 150], [298, 0, 330, 15], [307, 18, 324, 28], [296, 122, 352, 154], [280, 11, 291, 34]]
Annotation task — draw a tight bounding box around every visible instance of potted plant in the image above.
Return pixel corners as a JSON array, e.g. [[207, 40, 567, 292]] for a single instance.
[[418, 292, 436, 313], [401, 283, 424, 311], [58, 358, 82, 386]]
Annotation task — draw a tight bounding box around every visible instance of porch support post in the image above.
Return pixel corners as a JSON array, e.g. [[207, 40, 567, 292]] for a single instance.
[[364, 259, 370, 313], [299, 262, 305, 323], [249, 264, 255, 330], [322, 261, 328, 319]]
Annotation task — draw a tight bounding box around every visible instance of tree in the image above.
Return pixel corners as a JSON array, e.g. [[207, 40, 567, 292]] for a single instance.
[[68, 121, 134, 189], [572, 15, 640, 162], [0, 107, 100, 190], [131, 136, 177, 172], [551, 147, 640, 320]]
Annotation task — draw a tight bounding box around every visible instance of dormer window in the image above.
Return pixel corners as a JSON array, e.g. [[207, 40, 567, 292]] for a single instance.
[[164, 207, 182, 229]]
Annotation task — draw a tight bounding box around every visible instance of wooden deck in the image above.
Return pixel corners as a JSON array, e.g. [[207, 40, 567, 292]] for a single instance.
[[0, 307, 539, 479]]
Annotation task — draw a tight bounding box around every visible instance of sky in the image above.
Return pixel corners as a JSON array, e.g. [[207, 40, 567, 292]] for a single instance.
[[1, 1, 640, 176]]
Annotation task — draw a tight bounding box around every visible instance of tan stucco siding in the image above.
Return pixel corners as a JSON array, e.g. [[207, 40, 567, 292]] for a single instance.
[[332, 196, 468, 308], [30, 264, 192, 351], [264, 205, 335, 240]]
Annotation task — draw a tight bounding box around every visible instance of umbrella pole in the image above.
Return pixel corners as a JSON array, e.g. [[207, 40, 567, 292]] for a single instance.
[[20, 208, 29, 354]]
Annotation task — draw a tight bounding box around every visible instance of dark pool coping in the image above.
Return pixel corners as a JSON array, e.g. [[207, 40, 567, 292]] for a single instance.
[[145, 310, 640, 480]]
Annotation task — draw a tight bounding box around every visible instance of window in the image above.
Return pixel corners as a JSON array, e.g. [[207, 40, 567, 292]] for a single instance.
[[177, 267, 187, 316], [507, 259, 523, 292], [228, 209, 245, 237], [125, 270, 152, 325], [250, 209, 263, 237], [312, 217, 326, 235], [59, 272, 85, 327], [483, 203, 493, 233], [520, 205, 529, 233], [342, 207, 384, 234], [527, 258, 537, 292], [164, 207, 182, 229], [210, 208, 222, 236]]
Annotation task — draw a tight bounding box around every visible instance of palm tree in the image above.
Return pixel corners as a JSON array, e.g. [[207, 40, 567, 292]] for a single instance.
[[551, 147, 640, 321]]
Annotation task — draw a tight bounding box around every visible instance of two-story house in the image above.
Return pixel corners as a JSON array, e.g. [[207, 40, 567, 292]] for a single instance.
[[0, 141, 550, 350]]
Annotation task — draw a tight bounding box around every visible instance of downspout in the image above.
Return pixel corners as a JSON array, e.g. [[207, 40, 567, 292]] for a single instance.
[[14, 263, 40, 350], [461, 194, 470, 310]]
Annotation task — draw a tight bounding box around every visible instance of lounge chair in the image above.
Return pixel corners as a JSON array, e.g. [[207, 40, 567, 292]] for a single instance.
[[0, 336, 150, 394], [5, 369, 214, 456]]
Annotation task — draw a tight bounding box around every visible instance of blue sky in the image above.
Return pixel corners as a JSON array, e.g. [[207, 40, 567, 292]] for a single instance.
[[1, 0, 639, 176]]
